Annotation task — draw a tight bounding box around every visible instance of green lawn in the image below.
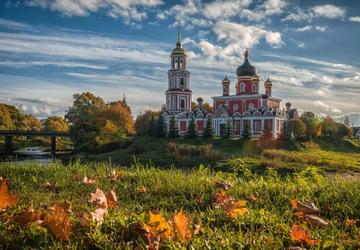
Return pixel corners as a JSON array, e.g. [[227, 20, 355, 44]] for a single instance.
[[0, 161, 359, 249]]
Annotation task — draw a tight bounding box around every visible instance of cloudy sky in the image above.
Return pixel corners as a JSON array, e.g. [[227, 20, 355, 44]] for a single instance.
[[0, 0, 359, 124]]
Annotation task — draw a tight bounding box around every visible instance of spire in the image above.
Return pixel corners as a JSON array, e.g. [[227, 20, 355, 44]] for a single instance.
[[244, 48, 249, 59], [176, 21, 182, 48]]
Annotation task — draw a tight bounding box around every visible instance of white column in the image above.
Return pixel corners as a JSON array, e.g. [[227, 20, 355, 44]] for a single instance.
[[272, 117, 276, 138]]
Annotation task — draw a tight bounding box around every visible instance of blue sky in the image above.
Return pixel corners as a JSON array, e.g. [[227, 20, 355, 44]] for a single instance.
[[0, 0, 359, 125]]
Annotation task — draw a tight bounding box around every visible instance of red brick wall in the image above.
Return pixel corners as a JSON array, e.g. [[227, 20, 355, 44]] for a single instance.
[[196, 120, 204, 132], [179, 121, 186, 131]]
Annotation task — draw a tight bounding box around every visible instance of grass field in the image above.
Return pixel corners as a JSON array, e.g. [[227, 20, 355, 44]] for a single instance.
[[0, 160, 359, 249]]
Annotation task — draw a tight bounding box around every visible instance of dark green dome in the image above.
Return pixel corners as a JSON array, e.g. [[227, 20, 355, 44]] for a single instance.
[[236, 49, 257, 77]]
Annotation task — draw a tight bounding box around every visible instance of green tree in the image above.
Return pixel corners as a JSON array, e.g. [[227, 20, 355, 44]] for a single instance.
[[292, 118, 306, 140], [147, 117, 156, 137], [301, 112, 321, 139], [282, 120, 292, 140], [344, 116, 351, 127], [65, 92, 106, 152], [168, 115, 179, 138], [242, 120, 251, 139], [135, 110, 160, 136], [186, 118, 197, 139], [321, 116, 337, 138], [155, 115, 166, 138], [222, 119, 233, 139], [43, 116, 69, 131], [336, 123, 352, 139], [203, 116, 214, 139]]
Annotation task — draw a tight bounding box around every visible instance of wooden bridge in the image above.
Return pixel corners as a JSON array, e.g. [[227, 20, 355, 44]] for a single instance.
[[0, 130, 71, 157]]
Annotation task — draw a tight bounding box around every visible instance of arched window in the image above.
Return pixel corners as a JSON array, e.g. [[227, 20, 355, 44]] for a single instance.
[[233, 104, 238, 111], [180, 99, 185, 110], [180, 60, 183, 68], [252, 84, 257, 92], [180, 78, 184, 88], [240, 82, 245, 93]]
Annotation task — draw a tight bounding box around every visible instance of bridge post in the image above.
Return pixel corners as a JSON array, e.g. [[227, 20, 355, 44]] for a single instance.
[[51, 136, 56, 158], [5, 136, 13, 155]]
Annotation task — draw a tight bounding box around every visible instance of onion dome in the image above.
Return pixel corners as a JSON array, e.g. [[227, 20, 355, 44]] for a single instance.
[[285, 102, 291, 107], [197, 97, 203, 103], [222, 75, 230, 84], [264, 77, 272, 87], [236, 49, 257, 77]]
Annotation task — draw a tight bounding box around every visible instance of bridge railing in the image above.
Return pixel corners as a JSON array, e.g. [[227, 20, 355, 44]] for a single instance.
[[0, 130, 70, 137]]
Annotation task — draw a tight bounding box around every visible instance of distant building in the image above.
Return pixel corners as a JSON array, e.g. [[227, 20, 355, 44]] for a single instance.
[[353, 127, 360, 138], [162, 28, 297, 138]]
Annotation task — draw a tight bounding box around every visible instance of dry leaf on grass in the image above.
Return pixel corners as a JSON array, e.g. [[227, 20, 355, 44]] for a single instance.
[[146, 211, 173, 239], [44, 203, 72, 241], [290, 224, 318, 246], [14, 206, 45, 227], [0, 176, 17, 209], [305, 214, 330, 227], [83, 175, 96, 186], [89, 188, 108, 208], [109, 169, 122, 181], [90, 208, 108, 226], [345, 219, 357, 225], [105, 188, 117, 209], [226, 200, 249, 219], [174, 208, 192, 240], [135, 185, 147, 195], [215, 181, 232, 190]]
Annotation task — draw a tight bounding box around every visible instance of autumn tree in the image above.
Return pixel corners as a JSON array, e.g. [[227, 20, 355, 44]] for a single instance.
[[186, 118, 197, 139], [168, 115, 179, 138], [321, 116, 338, 139], [336, 123, 352, 139], [43, 116, 69, 131], [203, 116, 214, 139], [292, 118, 306, 140], [0, 103, 14, 130], [135, 110, 160, 136], [300, 112, 321, 139]]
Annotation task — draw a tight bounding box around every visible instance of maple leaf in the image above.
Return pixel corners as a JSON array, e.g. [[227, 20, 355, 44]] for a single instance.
[[213, 189, 234, 208], [226, 200, 249, 219], [89, 188, 108, 208], [44, 203, 72, 241], [0, 176, 17, 209], [130, 222, 161, 250], [174, 208, 192, 240], [49, 200, 72, 213], [14, 206, 45, 227], [146, 211, 173, 239], [90, 207, 108, 226], [290, 224, 318, 246], [105, 188, 117, 209], [83, 175, 96, 186]]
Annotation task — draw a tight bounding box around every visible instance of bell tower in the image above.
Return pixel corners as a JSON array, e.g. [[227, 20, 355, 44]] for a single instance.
[[165, 23, 192, 113]]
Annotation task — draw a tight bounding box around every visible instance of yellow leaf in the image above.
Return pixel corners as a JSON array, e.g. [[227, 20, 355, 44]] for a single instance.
[[0, 177, 17, 209], [147, 211, 173, 239], [174, 208, 192, 240], [290, 224, 318, 246]]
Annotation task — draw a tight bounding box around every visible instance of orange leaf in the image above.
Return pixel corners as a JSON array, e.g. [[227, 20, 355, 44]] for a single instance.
[[213, 189, 234, 208], [174, 208, 192, 240], [44, 203, 72, 241], [89, 188, 108, 208], [290, 224, 318, 246], [147, 211, 173, 239], [83, 175, 96, 186], [290, 199, 298, 209], [345, 219, 357, 225], [109, 169, 122, 181], [135, 185, 147, 195], [106, 188, 117, 209], [14, 206, 44, 227], [226, 200, 248, 219], [0, 177, 17, 209]]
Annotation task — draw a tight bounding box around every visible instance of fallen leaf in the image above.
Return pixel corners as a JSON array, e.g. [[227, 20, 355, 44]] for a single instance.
[[49, 200, 72, 213], [0, 176, 17, 209], [14, 206, 44, 227], [44, 181, 58, 192], [44, 203, 72, 241], [89, 188, 108, 208], [174, 208, 192, 240], [290, 224, 318, 246], [130, 222, 160, 250], [146, 211, 173, 239], [290, 199, 298, 209], [109, 169, 122, 181], [305, 214, 330, 227], [213, 189, 234, 208], [345, 219, 357, 225], [215, 180, 232, 190], [105, 188, 117, 209], [296, 201, 319, 214], [226, 200, 249, 219], [135, 185, 147, 195], [83, 175, 96, 186], [90, 208, 108, 226]]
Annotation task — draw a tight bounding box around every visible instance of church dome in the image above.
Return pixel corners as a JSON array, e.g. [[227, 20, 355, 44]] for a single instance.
[[236, 49, 257, 77]]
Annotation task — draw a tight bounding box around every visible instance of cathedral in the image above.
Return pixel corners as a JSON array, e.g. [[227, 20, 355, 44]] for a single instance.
[[162, 28, 298, 138]]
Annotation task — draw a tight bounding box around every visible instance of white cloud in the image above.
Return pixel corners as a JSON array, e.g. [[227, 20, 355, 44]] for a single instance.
[[314, 101, 342, 114], [282, 4, 346, 22], [26, 0, 163, 24], [203, 0, 251, 20], [294, 25, 327, 32], [349, 16, 360, 22]]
